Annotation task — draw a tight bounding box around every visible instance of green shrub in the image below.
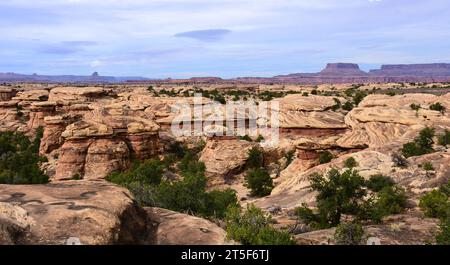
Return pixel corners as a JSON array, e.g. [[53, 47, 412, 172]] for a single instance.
[[167, 141, 188, 159], [375, 186, 407, 215], [311, 89, 318, 95], [334, 222, 364, 245], [410, 103, 421, 111], [366, 175, 395, 192], [285, 151, 295, 167], [296, 204, 326, 229], [318, 151, 334, 164], [0, 131, 48, 185], [430, 102, 446, 114], [297, 169, 366, 228], [297, 169, 407, 228], [255, 135, 265, 143], [344, 157, 358, 169], [438, 130, 450, 146], [107, 154, 237, 219], [401, 127, 435, 158], [422, 162, 435, 171], [302, 92, 309, 97], [435, 219, 450, 245], [177, 153, 206, 177], [342, 101, 354, 111], [256, 226, 296, 245], [245, 168, 273, 197], [239, 135, 253, 142], [331, 98, 341, 111], [353, 91, 367, 106], [439, 181, 450, 197], [204, 189, 239, 219], [386, 91, 397, 96], [357, 197, 386, 224], [246, 147, 264, 169], [106, 159, 165, 186], [419, 190, 448, 219], [225, 205, 295, 245]]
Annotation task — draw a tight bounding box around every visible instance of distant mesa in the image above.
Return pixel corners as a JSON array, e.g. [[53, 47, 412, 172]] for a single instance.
[[320, 63, 367, 76], [2, 62, 450, 84], [370, 63, 450, 76]]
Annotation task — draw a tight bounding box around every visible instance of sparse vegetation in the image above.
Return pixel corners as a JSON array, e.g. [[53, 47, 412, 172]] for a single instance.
[[296, 169, 407, 229], [0, 130, 48, 184], [255, 135, 265, 143], [353, 91, 367, 106], [331, 98, 341, 111], [342, 101, 354, 111], [366, 175, 395, 192], [438, 129, 450, 146], [225, 205, 295, 245], [419, 190, 448, 219], [318, 151, 334, 164], [239, 135, 253, 142], [107, 150, 238, 219], [246, 147, 264, 169], [422, 162, 435, 171], [410, 103, 421, 111], [344, 157, 358, 169], [429, 102, 446, 114], [401, 127, 435, 158], [435, 219, 450, 245], [334, 222, 364, 245], [244, 168, 274, 197], [285, 150, 295, 167]]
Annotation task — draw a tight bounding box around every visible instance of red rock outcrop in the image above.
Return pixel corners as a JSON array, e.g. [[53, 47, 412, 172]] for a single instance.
[[0, 181, 158, 245], [53, 99, 160, 180], [0, 88, 17, 101], [151, 207, 232, 245]]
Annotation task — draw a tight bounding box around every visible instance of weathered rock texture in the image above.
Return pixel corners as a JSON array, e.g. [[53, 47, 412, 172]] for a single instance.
[[295, 213, 439, 245], [337, 94, 450, 148], [151, 207, 231, 245], [199, 139, 255, 183], [0, 181, 158, 245]]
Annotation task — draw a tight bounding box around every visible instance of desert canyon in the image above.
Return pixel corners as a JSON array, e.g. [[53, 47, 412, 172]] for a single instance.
[[1, 63, 450, 245]]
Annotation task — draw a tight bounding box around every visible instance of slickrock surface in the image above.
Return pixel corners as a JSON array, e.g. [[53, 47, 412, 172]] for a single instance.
[[0, 181, 158, 245], [337, 94, 450, 148], [254, 148, 450, 210], [199, 139, 256, 183], [151, 208, 231, 245], [295, 213, 439, 245]]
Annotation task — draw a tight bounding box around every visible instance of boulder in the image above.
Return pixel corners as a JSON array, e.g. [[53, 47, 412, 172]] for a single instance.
[[151, 207, 231, 245], [0, 181, 158, 245], [199, 139, 255, 182]]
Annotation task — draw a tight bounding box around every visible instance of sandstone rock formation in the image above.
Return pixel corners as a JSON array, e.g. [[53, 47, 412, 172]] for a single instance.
[[337, 93, 450, 148], [295, 213, 439, 245], [0, 88, 17, 101], [53, 101, 160, 180], [151, 207, 231, 245], [199, 139, 256, 183], [0, 181, 158, 245]]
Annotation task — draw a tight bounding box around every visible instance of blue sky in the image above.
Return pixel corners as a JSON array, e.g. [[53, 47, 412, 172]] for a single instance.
[[1, 0, 450, 78]]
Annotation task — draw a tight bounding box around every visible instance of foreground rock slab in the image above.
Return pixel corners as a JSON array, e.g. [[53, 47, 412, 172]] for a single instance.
[[151, 207, 232, 245], [0, 181, 158, 245], [295, 213, 439, 245]]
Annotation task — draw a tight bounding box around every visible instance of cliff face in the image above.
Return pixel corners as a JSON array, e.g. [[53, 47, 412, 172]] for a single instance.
[[319, 63, 367, 76], [370, 63, 450, 76], [240, 63, 450, 84]]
